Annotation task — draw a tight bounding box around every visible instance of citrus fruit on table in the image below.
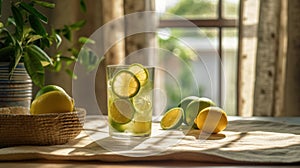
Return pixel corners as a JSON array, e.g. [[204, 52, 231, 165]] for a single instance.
[[178, 96, 200, 112], [128, 63, 149, 86], [184, 97, 215, 126], [160, 107, 183, 130], [30, 85, 74, 115], [194, 107, 228, 133], [111, 70, 140, 98], [109, 98, 135, 124]]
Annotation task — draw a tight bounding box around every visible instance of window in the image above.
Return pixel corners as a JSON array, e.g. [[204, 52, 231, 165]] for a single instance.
[[155, 0, 240, 115]]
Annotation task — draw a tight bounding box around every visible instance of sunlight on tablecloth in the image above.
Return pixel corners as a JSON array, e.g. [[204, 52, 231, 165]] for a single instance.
[[0, 116, 300, 163]]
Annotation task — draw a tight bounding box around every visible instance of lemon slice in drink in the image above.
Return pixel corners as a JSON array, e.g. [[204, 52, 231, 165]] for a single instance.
[[132, 82, 153, 113], [129, 63, 149, 86], [109, 118, 128, 132], [160, 107, 183, 130], [112, 70, 140, 98], [131, 120, 152, 134], [109, 98, 135, 124]]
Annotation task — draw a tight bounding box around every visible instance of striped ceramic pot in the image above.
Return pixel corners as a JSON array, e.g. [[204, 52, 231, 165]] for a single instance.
[[0, 63, 32, 108]]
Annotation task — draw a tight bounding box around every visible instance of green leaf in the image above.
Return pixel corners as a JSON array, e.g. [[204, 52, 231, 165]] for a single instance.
[[25, 45, 53, 65], [7, 17, 15, 26], [69, 20, 86, 30], [69, 47, 79, 57], [0, 28, 15, 44], [9, 42, 22, 78], [34, 1, 55, 8], [11, 4, 23, 37], [27, 35, 43, 44], [41, 37, 51, 48], [89, 51, 97, 64], [0, 46, 14, 61], [54, 33, 62, 48], [79, 0, 87, 13], [79, 37, 95, 44], [53, 61, 62, 72], [62, 26, 71, 41], [24, 52, 44, 87], [20, 2, 48, 23], [29, 14, 47, 36], [60, 55, 76, 65], [66, 69, 77, 79], [78, 47, 89, 65], [60, 56, 76, 61]]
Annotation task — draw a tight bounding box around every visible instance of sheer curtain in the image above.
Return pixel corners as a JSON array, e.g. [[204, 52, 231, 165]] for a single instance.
[[239, 0, 300, 116]]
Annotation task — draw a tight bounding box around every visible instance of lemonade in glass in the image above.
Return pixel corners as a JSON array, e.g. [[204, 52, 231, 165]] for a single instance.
[[106, 64, 154, 137]]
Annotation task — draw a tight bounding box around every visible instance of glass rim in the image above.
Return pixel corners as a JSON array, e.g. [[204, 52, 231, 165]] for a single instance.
[[106, 64, 155, 69]]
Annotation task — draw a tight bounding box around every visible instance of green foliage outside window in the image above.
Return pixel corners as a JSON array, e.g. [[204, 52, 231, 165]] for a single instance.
[[158, 0, 238, 108]]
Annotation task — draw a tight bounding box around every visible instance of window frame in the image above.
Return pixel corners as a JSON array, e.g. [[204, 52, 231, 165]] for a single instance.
[[158, 0, 240, 113]]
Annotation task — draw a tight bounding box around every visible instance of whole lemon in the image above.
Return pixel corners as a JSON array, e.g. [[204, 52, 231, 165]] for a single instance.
[[30, 85, 74, 115], [194, 107, 227, 133]]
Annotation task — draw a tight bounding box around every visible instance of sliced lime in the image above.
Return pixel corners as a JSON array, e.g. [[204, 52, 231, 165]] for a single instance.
[[184, 97, 215, 126], [111, 70, 140, 98], [109, 98, 135, 124], [129, 63, 149, 86], [160, 107, 183, 130], [109, 118, 128, 132], [178, 96, 200, 123], [178, 96, 200, 111]]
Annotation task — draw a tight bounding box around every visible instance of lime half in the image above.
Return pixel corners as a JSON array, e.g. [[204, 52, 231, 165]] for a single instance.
[[129, 63, 149, 86], [160, 107, 183, 130], [184, 97, 215, 126], [112, 70, 140, 98], [109, 98, 135, 124]]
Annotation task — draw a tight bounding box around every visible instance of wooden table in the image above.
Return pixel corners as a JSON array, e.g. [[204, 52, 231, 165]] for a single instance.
[[1, 116, 300, 168]]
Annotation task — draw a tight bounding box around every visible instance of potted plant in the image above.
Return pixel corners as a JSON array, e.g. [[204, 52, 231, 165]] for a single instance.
[[0, 0, 87, 107]]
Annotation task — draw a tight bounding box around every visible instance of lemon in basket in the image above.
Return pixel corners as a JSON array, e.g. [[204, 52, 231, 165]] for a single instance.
[[30, 85, 74, 115]]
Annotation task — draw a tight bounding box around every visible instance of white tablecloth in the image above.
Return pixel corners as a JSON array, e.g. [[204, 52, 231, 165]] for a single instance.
[[0, 116, 300, 163]]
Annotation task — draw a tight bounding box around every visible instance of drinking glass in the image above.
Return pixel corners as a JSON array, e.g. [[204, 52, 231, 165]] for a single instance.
[[106, 64, 154, 137]]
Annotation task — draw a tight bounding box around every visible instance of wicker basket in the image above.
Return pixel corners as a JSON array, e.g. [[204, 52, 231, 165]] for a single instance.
[[0, 108, 86, 147]]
